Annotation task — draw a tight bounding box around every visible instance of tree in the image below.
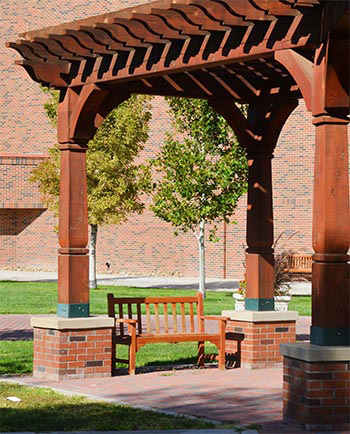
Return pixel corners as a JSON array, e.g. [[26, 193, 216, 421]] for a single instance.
[[150, 98, 248, 297], [31, 90, 152, 288]]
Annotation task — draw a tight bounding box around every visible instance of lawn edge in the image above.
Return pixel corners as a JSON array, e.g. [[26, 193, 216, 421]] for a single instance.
[[0, 377, 222, 426]]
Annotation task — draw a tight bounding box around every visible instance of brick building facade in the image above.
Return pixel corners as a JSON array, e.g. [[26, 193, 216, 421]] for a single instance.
[[1, 0, 318, 279]]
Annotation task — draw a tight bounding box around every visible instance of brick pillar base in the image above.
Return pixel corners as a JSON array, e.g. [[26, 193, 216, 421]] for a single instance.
[[31, 316, 115, 381], [223, 310, 298, 368], [281, 343, 350, 431]]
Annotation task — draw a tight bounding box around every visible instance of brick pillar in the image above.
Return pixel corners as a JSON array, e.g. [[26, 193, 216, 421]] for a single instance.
[[223, 310, 298, 368], [31, 317, 115, 381], [280, 33, 350, 431], [281, 343, 350, 431]]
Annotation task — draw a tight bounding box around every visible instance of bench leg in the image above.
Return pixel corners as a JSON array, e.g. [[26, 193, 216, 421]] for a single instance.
[[129, 335, 136, 376], [218, 321, 226, 370], [197, 341, 205, 367]]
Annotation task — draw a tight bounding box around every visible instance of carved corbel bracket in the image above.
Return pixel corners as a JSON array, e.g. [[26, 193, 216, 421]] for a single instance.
[[57, 84, 130, 144], [209, 97, 298, 154]]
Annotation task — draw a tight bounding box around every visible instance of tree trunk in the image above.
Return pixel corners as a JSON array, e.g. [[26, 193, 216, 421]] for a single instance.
[[197, 220, 206, 298], [89, 224, 98, 289]]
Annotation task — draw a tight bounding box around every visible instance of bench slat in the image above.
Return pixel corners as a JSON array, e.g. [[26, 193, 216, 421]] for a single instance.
[[164, 303, 169, 333], [119, 303, 124, 336], [154, 303, 160, 334], [189, 303, 195, 332], [146, 303, 151, 333], [128, 303, 132, 320], [137, 332, 221, 345], [181, 302, 186, 332], [137, 303, 142, 335], [172, 303, 178, 333], [145, 303, 151, 334]]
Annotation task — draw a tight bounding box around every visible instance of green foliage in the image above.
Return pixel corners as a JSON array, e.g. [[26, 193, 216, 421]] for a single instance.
[[40, 85, 59, 126], [30, 145, 60, 217], [30, 91, 153, 226], [150, 98, 248, 237]]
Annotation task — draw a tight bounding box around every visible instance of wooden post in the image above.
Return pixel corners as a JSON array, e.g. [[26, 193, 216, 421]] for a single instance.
[[55, 86, 120, 318], [310, 36, 350, 346], [210, 98, 297, 311], [57, 142, 89, 318], [245, 150, 275, 310], [311, 115, 349, 345]]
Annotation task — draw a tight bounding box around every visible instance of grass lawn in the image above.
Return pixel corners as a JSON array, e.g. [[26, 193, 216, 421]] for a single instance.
[[0, 281, 310, 376], [0, 340, 218, 375], [288, 295, 311, 316], [0, 280, 311, 315], [0, 341, 33, 375], [0, 382, 216, 432]]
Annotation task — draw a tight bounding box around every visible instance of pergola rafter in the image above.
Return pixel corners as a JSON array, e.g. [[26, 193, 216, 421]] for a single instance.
[[8, 0, 323, 94]]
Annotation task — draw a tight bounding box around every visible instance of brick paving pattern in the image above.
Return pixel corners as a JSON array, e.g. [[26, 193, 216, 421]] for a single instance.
[[13, 367, 303, 432], [3, 315, 348, 433]]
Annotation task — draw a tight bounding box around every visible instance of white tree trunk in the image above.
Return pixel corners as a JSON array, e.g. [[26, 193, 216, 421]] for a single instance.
[[197, 220, 206, 298], [89, 224, 98, 289]]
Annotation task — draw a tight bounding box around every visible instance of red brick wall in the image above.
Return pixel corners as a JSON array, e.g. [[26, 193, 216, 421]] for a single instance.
[[33, 327, 112, 380], [1, 1, 343, 278], [226, 320, 296, 368], [283, 357, 350, 431]]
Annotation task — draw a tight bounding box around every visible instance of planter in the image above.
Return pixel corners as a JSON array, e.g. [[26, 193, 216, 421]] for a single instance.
[[233, 292, 245, 311], [274, 295, 292, 311]]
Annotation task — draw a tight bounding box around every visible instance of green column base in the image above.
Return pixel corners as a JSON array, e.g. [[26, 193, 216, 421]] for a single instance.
[[245, 298, 275, 311], [57, 303, 90, 318], [311, 326, 350, 346]]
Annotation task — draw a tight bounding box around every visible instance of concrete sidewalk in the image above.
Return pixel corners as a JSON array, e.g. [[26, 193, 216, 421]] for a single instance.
[[0, 270, 311, 295]]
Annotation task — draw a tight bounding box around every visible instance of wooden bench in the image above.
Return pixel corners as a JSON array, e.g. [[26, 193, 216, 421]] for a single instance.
[[107, 292, 239, 375], [288, 253, 312, 273]]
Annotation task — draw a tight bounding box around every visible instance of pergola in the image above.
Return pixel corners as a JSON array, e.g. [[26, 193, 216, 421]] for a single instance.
[[8, 0, 349, 428]]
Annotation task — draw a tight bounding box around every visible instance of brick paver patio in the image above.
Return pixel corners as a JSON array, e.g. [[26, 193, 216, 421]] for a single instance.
[[0, 314, 315, 433], [8, 367, 302, 433]]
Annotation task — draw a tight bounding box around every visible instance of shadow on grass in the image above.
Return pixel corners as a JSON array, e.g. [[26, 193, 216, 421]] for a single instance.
[[0, 401, 214, 432]]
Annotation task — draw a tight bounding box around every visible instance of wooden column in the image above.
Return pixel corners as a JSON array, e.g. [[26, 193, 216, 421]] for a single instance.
[[310, 35, 350, 346], [57, 142, 89, 317], [311, 115, 349, 345], [245, 150, 275, 310], [210, 98, 297, 311], [54, 86, 129, 318]]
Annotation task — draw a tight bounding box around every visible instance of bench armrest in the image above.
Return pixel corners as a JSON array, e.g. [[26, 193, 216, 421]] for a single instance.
[[200, 315, 230, 322], [115, 318, 137, 325]]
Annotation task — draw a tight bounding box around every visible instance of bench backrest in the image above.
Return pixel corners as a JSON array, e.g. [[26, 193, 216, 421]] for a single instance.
[[107, 293, 204, 336], [289, 253, 312, 273]]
